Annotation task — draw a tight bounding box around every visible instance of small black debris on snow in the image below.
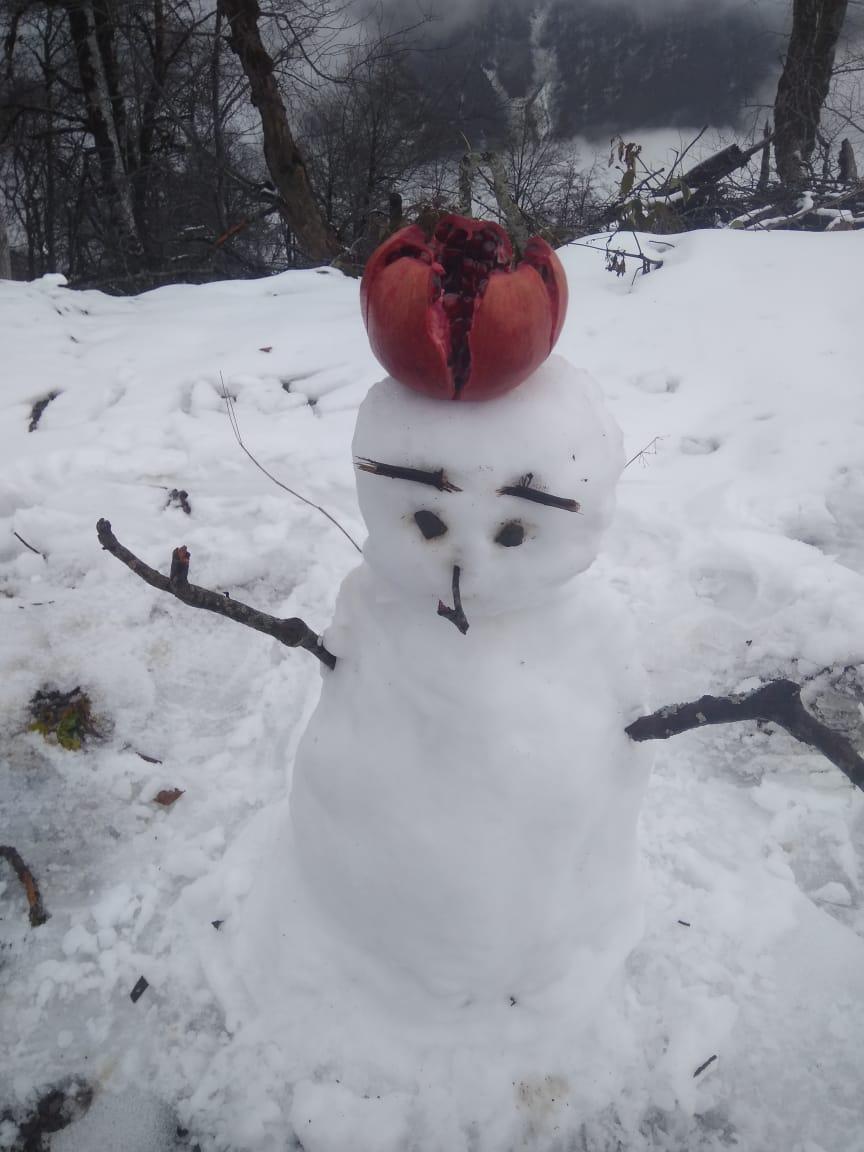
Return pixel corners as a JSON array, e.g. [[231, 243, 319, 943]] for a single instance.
[[693, 1054, 718, 1078], [130, 976, 149, 1003], [29, 391, 60, 432], [165, 488, 192, 515]]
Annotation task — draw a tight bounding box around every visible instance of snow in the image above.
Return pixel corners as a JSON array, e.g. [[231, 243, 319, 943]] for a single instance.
[[1, 229, 864, 1151]]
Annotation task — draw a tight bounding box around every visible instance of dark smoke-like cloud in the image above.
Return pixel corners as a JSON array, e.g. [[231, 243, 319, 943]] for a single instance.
[[378, 0, 791, 26]]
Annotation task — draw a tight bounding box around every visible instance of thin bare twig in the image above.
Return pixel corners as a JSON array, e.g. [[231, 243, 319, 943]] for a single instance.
[[0, 845, 48, 926], [693, 1054, 718, 1078], [626, 679, 864, 792], [624, 436, 664, 470], [12, 531, 45, 558], [357, 458, 461, 492], [669, 126, 709, 186], [568, 237, 665, 271], [96, 519, 336, 670], [220, 376, 361, 554]]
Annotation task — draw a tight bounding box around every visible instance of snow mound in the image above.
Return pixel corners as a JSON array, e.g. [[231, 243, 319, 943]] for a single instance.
[[1, 230, 863, 1151]]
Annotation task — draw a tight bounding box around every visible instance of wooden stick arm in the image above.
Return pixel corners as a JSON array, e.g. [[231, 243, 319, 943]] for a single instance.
[[626, 678, 864, 793], [96, 519, 336, 670]]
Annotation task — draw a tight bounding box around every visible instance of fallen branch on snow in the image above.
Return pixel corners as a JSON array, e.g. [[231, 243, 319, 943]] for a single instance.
[[0, 845, 48, 926], [626, 678, 864, 793], [96, 519, 336, 670]]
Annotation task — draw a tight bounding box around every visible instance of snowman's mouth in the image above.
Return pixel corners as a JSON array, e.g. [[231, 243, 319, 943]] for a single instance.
[[437, 564, 470, 635]]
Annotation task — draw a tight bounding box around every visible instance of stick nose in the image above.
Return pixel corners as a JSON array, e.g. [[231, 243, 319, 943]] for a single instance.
[[437, 564, 470, 634]]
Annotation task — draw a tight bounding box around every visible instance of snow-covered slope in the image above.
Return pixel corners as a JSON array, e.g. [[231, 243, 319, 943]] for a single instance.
[[1, 232, 863, 1151]]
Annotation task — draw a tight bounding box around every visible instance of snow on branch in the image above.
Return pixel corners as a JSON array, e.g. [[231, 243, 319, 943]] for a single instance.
[[96, 519, 336, 670], [626, 679, 864, 793]]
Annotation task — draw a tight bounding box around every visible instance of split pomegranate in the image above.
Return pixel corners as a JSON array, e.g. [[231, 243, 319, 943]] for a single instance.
[[360, 213, 568, 401]]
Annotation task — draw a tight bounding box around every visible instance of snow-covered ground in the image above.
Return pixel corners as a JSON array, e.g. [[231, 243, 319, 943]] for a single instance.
[[1, 230, 863, 1151]]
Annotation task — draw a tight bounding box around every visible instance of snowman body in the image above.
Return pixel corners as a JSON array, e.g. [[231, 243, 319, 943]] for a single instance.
[[289, 357, 650, 1001]]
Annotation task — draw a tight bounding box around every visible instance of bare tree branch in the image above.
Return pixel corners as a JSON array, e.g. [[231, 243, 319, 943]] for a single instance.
[[96, 519, 336, 669], [626, 678, 864, 792], [12, 530, 45, 557]]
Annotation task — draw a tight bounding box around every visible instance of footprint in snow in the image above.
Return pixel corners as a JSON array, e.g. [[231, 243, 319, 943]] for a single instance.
[[690, 560, 759, 612], [631, 370, 681, 395], [680, 436, 721, 456]]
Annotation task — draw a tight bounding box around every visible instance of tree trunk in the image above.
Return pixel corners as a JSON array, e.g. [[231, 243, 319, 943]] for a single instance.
[[838, 138, 858, 184], [758, 121, 772, 190], [134, 0, 167, 265], [65, 1, 142, 269], [0, 200, 12, 280], [220, 0, 339, 263], [773, 0, 849, 188], [43, 8, 58, 272], [210, 2, 228, 236]]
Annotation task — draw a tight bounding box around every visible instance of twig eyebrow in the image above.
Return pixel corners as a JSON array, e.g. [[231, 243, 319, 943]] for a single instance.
[[354, 458, 461, 492], [497, 482, 581, 513]]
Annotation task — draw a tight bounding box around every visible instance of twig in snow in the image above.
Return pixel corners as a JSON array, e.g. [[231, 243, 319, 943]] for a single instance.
[[624, 437, 664, 470], [626, 679, 864, 793], [12, 531, 45, 558], [220, 376, 361, 554], [569, 237, 665, 281], [693, 1054, 717, 1078], [122, 745, 163, 765], [0, 845, 48, 926], [96, 519, 336, 670]]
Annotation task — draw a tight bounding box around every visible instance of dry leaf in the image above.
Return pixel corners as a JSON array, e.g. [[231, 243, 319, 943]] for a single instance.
[[154, 788, 184, 807]]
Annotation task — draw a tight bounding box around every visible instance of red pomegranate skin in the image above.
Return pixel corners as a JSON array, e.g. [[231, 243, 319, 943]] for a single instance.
[[359, 214, 568, 401]]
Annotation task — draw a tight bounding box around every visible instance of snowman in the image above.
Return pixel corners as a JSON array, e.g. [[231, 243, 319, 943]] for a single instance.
[[288, 214, 651, 1004]]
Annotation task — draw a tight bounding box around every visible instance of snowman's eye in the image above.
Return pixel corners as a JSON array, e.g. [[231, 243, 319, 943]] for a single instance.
[[414, 510, 448, 539], [495, 520, 525, 547]]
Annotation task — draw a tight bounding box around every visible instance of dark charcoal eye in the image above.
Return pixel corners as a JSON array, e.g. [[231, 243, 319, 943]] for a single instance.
[[495, 520, 525, 548], [414, 510, 447, 540]]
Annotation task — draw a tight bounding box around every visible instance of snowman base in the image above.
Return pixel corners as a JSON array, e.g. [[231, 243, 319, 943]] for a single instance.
[[203, 800, 649, 1152]]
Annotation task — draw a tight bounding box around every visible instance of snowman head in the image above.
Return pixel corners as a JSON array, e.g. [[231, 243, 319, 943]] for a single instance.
[[352, 356, 625, 621]]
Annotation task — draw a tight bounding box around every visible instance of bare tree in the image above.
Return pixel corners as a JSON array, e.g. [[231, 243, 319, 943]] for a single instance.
[[300, 48, 447, 260], [220, 0, 338, 263], [0, 0, 291, 284], [774, 0, 850, 187]]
